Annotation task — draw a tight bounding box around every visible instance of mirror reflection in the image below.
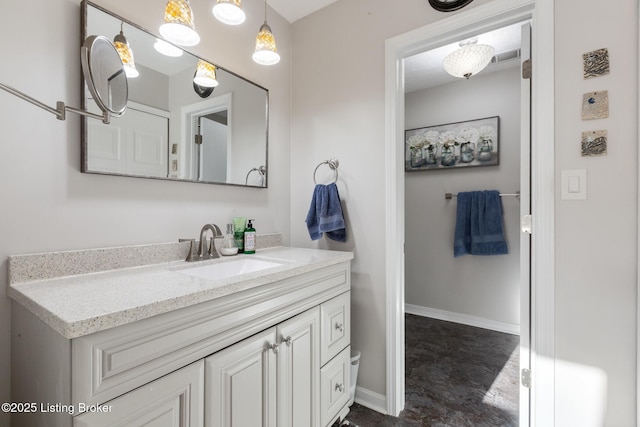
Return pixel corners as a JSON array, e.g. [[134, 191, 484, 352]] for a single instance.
[[81, 1, 268, 187]]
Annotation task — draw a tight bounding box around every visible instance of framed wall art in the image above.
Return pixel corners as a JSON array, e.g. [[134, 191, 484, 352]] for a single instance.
[[405, 116, 499, 171]]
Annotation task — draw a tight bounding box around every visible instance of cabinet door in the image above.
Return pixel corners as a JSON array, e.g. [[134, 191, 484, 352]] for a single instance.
[[205, 328, 277, 427], [277, 308, 320, 427], [74, 360, 204, 427]]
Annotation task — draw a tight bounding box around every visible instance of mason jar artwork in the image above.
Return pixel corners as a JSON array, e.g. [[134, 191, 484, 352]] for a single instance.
[[440, 145, 456, 167], [423, 145, 437, 165], [477, 138, 493, 161], [459, 142, 475, 163], [410, 147, 425, 167]]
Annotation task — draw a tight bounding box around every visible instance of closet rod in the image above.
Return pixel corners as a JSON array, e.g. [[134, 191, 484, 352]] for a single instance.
[[445, 191, 520, 200]]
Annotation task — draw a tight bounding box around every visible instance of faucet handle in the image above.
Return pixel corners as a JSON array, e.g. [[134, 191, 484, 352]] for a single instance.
[[179, 239, 198, 262]]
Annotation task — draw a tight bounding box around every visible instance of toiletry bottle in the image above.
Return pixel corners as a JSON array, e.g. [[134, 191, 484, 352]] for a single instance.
[[233, 217, 246, 253], [220, 224, 239, 256], [244, 219, 256, 254]]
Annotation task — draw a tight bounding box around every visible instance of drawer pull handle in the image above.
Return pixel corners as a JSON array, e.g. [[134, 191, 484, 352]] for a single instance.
[[283, 336, 293, 346], [335, 383, 344, 392], [335, 323, 344, 333], [268, 343, 280, 354]]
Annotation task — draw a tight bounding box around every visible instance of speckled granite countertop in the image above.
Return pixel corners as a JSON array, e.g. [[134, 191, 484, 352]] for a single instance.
[[8, 246, 353, 340]]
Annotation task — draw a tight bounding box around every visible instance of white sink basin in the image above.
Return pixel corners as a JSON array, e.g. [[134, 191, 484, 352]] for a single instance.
[[177, 258, 284, 281]]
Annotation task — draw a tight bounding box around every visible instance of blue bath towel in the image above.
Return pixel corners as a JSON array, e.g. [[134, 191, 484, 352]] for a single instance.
[[454, 190, 508, 257], [305, 183, 346, 242]]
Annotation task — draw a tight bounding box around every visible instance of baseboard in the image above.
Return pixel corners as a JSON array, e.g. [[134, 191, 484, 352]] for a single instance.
[[405, 304, 520, 335], [353, 386, 387, 414]]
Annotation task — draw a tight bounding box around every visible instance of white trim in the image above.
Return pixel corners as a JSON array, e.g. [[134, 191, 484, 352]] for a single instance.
[[405, 304, 520, 336], [354, 386, 387, 415], [637, 4, 640, 427], [384, 0, 555, 424]]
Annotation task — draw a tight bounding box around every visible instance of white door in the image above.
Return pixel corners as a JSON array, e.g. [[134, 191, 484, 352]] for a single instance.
[[200, 117, 228, 182], [277, 308, 320, 427], [519, 21, 532, 427], [205, 328, 277, 427], [126, 108, 169, 178], [74, 361, 204, 427]]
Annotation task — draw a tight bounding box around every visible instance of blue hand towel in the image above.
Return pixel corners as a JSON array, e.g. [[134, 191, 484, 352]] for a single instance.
[[305, 183, 346, 242], [454, 190, 508, 257]]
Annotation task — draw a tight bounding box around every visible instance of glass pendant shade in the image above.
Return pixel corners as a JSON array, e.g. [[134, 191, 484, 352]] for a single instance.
[[253, 23, 280, 65], [159, 0, 200, 47], [212, 0, 246, 25], [193, 60, 219, 87], [443, 41, 495, 79], [154, 38, 184, 57], [113, 29, 139, 78]]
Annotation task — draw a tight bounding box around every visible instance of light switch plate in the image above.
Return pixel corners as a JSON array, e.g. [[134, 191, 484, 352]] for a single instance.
[[561, 169, 587, 200]]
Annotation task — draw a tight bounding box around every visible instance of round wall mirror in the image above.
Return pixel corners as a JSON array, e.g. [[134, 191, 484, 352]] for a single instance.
[[81, 35, 128, 117]]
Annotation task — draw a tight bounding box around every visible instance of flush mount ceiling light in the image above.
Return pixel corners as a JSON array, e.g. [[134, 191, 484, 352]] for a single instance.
[[159, 0, 200, 47], [252, 0, 280, 65], [443, 39, 495, 79], [154, 38, 184, 57], [212, 0, 246, 25], [193, 60, 219, 87], [113, 23, 139, 78]]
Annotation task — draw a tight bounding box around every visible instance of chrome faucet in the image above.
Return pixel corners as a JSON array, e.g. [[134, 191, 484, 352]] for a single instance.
[[198, 224, 222, 260]]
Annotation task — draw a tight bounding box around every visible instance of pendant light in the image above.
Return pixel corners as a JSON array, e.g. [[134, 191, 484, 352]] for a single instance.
[[212, 0, 246, 25], [252, 0, 280, 65], [193, 60, 219, 88], [443, 39, 494, 79], [159, 0, 200, 47], [113, 23, 139, 78]]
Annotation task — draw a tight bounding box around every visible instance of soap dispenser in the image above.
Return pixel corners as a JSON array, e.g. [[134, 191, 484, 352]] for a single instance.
[[243, 219, 256, 254], [220, 224, 239, 256]]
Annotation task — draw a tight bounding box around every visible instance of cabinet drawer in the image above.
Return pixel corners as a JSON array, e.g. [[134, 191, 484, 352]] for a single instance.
[[320, 292, 350, 366], [320, 346, 351, 427], [74, 360, 204, 426]]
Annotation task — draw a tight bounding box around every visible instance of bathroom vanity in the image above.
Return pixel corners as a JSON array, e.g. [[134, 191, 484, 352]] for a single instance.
[[9, 243, 353, 427]]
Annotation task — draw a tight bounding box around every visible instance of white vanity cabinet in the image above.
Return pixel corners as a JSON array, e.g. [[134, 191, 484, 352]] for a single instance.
[[10, 255, 352, 427], [205, 307, 320, 427], [74, 361, 205, 427]]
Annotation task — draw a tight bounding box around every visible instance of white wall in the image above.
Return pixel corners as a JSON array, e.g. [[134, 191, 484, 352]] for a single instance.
[[554, 0, 637, 425], [292, 0, 637, 425], [0, 1, 291, 425], [404, 66, 521, 327]]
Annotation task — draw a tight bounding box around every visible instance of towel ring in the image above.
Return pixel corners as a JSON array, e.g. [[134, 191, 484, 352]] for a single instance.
[[313, 159, 339, 184]]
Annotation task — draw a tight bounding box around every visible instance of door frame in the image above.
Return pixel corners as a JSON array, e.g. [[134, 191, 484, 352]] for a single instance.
[[384, 0, 556, 425]]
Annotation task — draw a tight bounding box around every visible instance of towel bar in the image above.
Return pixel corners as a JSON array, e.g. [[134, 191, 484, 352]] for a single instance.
[[445, 191, 520, 200]]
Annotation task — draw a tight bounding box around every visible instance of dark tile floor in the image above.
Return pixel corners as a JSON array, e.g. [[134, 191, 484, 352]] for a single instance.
[[341, 314, 520, 427]]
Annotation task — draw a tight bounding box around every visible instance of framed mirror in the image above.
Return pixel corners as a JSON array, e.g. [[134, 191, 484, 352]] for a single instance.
[[81, 1, 269, 187]]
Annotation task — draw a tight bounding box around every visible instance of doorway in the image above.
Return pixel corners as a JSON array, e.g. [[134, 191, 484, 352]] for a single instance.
[[402, 20, 528, 425], [384, 0, 556, 425]]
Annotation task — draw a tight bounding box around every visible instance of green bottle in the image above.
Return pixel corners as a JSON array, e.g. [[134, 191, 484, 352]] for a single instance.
[[243, 219, 256, 254]]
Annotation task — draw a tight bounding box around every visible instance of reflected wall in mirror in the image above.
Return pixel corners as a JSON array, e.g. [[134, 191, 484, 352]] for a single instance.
[[81, 1, 268, 187]]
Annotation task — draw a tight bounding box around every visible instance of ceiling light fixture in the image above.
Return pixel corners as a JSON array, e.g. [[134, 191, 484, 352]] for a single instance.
[[159, 0, 200, 47], [443, 39, 494, 79], [113, 23, 139, 78], [252, 0, 280, 66], [212, 0, 246, 25], [154, 38, 184, 57], [193, 60, 219, 88]]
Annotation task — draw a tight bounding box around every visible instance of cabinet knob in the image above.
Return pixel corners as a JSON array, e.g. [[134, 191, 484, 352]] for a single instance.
[[268, 343, 280, 354], [335, 322, 344, 333], [283, 336, 293, 346], [335, 383, 344, 392]]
